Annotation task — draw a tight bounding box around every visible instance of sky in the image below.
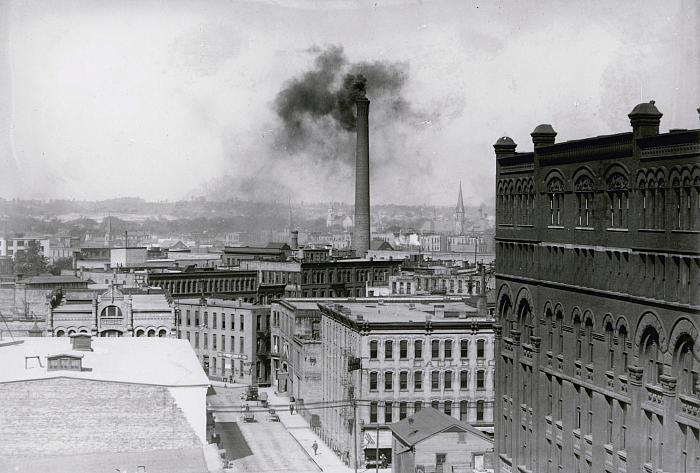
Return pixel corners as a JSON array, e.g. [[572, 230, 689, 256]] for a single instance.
[[0, 0, 698, 206]]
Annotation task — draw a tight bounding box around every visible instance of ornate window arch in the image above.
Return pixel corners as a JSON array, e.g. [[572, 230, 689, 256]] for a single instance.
[[606, 170, 629, 229], [639, 326, 662, 385], [545, 173, 565, 227]]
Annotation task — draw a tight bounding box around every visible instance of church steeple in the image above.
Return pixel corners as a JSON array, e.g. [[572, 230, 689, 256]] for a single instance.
[[455, 181, 465, 235]]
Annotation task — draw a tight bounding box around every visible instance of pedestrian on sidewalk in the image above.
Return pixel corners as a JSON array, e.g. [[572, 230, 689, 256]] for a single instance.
[[289, 403, 295, 415], [312, 441, 318, 456]]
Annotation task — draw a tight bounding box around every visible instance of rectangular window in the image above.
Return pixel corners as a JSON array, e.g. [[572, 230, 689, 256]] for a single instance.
[[399, 340, 408, 359], [460, 340, 468, 358], [370, 402, 378, 423], [369, 372, 378, 391], [384, 402, 393, 423], [460, 370, 469, 389], [444, 340, 452, 359], [221, 314, 226, 330], [476, 370, 485, 390], [385, 340, 393, 360], [414, 371, 423, 391], [432, 340, 440, 359], [476, 401, 484, 421], [414, 401, 422, 413], [384, 371, 393, 391], [431, 371, 440, 391], [414, 340, 423, 359], [400, 371, 408, 390], [240, 315, 244, 331], [231, 336, 235, 352], [186, 310, 191, 326], [444, 370, 452, 390], [195, 311, 200, 327], [204, 334, 209, 349], [212, 335, 217, 350], [399, 402, 407, 420], [477, 339, 485, 358], [239, 337, 244, 353], [620, 402, 627, 450], [370, 340, 378, 359], [444, 400, 452, 416], [195, 333, 200, 348], [431, 400, 440, 411], [213, 313, 217, 329]]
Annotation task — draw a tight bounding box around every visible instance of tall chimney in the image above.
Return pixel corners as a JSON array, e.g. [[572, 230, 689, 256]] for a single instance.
[[290, 230, 299, 250], [353, 96, 371, 257]]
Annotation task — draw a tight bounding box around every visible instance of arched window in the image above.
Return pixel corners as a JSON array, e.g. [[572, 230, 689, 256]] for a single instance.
[[607, 173, 629, 229], [573, 314, 582, 359], [545, 307, 554, 351], [135, 329, 144, 337], [605, 321, 614, 371], [674, 336, 697, 395], [617, 325, 628, 375], [547, 178, 564, 226], [584, 318, 594, 364], [100, 305, 122, 318], [556, 310, 564, 354], [158, 329, 167, 337], [640, 328, 662, 385], [147, 329, 156, 337], [55, 330, 65, 337], [575, 175, 594, 228]]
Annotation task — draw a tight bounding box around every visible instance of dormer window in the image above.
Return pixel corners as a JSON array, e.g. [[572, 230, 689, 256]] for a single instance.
[[47, 354, 83, 371]]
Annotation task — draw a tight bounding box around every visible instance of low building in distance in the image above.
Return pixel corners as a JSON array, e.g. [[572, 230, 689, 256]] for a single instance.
[[48, 286, 175, 338], [315, 297, 495, 469], [389, 407, 494, 473], [494, 102, 699, 473], [177, 297, 271, 385], [0, 335, 210, 472]]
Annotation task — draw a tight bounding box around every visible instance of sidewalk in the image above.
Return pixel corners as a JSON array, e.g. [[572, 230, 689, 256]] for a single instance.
[[262, 387, 391, 473], [264, 388, 351, 473]]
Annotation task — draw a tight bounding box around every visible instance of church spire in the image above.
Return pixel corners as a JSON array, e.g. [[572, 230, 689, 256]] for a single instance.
[[455, 181, 465, 235]]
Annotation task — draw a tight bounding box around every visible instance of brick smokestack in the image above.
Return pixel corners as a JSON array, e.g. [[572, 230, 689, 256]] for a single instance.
[[353, 96, 371, 257]]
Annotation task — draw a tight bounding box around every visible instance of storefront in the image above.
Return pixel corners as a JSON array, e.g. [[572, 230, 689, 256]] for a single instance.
[[362, 427, 393, 467]]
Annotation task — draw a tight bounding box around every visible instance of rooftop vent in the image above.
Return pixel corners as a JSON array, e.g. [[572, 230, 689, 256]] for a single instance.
[[47, 353, 83, 371], [70, 333, 93, 352]]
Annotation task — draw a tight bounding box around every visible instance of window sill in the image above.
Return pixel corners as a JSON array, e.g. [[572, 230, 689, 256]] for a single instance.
[[547, 225, 565, 229], [606, 228, 628, 232], [671, 229, 700, 234], [575, 226, 595, 231], [638, 228, 665, 233], [498, 224, 515, 227], [516, 224, 535, 228]]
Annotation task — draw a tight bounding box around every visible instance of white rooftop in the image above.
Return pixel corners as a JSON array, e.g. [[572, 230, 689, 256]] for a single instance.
[[0, 337, 209, 387]]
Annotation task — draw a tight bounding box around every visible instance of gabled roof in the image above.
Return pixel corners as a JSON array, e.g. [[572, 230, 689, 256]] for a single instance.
[[388, 407, 492, 447]]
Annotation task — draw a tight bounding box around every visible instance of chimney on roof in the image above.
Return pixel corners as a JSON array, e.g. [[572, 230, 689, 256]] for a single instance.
[[70, 333, 93, 351], [291, 230, 299, 250], [352, 96, 371, 257]]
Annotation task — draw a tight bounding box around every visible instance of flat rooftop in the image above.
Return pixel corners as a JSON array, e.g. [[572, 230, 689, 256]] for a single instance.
[[0, 337, 209, 387], [318, 297, 488, 323], [176, 298, 265, 309]]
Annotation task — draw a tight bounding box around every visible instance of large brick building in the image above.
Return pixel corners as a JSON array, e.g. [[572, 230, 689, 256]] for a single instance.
[[494, 102, 699, 473], [299, 259, 402, 298], [0, 335, 210, 472], [316, 297, 495, 469]]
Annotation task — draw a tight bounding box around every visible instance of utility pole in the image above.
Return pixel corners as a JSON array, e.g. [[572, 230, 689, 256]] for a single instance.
[[353, 399, 358, 473], [375, 423, 380, 473]]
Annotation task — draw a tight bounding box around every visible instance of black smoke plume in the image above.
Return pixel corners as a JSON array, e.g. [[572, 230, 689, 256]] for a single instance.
[[274, 45, 411, 155]]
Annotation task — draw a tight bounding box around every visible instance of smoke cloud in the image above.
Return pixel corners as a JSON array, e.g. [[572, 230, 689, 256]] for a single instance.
[[273, 45, 413, 158]]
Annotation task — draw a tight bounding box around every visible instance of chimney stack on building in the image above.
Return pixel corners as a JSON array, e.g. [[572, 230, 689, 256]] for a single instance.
[[493, 136, 517, 158], [290, 230, 299, 250], [352, 95, 371, 257]]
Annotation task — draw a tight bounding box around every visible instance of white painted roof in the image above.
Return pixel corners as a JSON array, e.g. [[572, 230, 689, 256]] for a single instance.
[[0, 337, 209, 387]]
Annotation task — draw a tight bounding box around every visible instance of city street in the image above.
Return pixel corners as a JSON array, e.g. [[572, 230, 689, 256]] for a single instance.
[[207, 384, 391, 473]]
